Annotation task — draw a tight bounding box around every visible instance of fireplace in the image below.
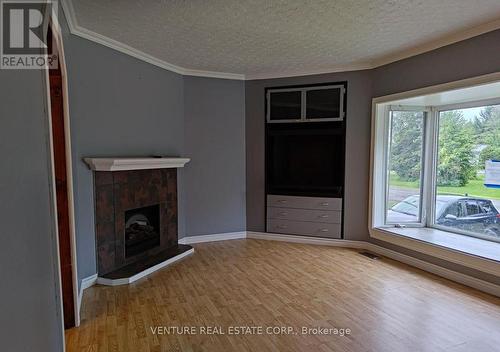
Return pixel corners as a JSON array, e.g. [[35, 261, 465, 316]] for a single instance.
[[93, 168, 179, 275], [125, 204, 160, 258], [85, 157, 192, 284]]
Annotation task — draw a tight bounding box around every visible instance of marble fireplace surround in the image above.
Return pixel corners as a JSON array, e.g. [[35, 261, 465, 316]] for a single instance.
[[84, 157, 192, 286]]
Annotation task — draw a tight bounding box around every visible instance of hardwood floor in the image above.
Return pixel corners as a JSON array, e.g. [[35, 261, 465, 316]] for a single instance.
[[66, 239, 500, 352]]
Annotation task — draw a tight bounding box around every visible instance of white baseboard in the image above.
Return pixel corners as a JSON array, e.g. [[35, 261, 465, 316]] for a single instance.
[[77, 273, 98, 320], [246, 231, 365, 249], [81, 273, 98, 290], [178, 231, 247, 244], [96, 248, 194, 286]]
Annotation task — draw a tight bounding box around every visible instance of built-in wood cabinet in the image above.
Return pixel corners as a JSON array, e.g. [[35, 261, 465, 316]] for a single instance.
[[265, 82, 347, 239], [266, 195, 343, 239]]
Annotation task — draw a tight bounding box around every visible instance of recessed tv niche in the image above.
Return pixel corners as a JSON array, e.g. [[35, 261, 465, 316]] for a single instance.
[[265, 82, 346, 238]]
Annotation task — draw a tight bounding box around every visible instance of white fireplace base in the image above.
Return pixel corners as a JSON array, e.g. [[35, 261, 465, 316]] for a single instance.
[[96, 248, 194, 286]]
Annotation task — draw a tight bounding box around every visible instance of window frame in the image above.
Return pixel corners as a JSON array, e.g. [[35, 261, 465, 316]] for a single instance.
[[369, 73, 500, 274], [374, 97, 500, 243], [383, 105, 430, 228], [430, 98, 500, 243]]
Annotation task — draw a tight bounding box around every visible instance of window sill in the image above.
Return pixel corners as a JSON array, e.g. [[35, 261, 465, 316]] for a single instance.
[[370, 226, 500, 276]]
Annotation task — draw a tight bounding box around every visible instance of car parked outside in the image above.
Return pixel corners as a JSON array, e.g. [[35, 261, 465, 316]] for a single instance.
[[387, 195, 500, 238]]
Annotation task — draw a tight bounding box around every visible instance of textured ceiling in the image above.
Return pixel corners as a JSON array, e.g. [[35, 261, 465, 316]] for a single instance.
[[70, 0, 500, 78]]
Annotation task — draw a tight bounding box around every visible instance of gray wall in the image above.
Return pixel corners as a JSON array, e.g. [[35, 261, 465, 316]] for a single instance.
[[0, 70, 64, 350], [372, 29, 500, 97], [246, 71, 373, 241], [184, 76, 246, 236], [61, 14, 185, 287]]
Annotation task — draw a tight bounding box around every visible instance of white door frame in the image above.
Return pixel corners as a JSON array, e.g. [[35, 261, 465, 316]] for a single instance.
[[44, 10, 80, 329]]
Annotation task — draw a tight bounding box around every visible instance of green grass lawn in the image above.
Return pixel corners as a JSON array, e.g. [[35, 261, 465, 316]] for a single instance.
[[389, 173, 500, 200]]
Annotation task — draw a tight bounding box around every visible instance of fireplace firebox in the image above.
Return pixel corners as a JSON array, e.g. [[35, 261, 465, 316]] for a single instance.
[[125, 204, 160, 258]]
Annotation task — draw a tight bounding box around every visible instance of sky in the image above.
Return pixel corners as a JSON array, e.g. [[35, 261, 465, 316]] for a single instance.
[[461, 106, 483, 121]]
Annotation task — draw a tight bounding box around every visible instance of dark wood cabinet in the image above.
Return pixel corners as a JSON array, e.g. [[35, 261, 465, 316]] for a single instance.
[[265, 82, 347, 238]]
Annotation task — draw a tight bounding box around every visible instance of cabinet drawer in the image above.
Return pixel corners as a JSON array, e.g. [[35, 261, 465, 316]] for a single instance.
[[267, 207, 341, 224], [267, 219, 341, 239], [267, 195, 342, 211]]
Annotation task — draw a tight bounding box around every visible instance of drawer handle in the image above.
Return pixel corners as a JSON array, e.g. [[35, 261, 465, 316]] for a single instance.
[[278, 200, 287, 204], [319, 214, 329, 218], [320, 202, 329, 206], [319, 228, 329, 232], [276, 225, 288, 229], [279, 212, 288, 216]]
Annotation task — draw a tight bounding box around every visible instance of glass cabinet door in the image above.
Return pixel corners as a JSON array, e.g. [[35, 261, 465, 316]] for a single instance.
[[305, 87, 343, 121], [268, 90, 302, 122]]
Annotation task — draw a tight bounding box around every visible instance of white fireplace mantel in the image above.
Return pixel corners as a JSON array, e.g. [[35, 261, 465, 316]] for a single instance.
[[84, 157, 190, 171]]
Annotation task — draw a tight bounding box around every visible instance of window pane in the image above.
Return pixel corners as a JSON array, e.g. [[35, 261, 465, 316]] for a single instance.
[[435, 105, 500, 240], [386, 111, 425, 224]]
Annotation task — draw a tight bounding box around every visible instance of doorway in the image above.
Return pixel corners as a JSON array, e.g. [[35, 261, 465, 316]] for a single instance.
[[46, 22, 78, 329]]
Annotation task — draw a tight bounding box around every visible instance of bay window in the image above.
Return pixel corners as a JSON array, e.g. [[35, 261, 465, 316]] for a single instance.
[[371, 80, 500, 247]]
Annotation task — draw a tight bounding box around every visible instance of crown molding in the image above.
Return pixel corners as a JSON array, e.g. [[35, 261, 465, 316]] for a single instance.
[[60, 0, 246, 80], [370, 18, 500, 68], [61, 0, 500, 81], [244, 63, 373, 80]]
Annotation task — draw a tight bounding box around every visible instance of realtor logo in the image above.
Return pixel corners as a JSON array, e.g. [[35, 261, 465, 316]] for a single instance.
[[1, 0, 58, 69]]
